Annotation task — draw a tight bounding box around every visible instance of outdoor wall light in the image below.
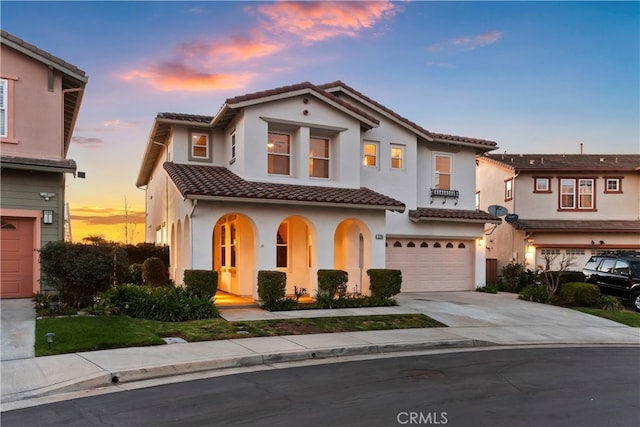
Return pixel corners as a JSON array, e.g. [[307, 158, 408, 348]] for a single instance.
[[42, 210, 53, 224], [45, 332, 56, 349]]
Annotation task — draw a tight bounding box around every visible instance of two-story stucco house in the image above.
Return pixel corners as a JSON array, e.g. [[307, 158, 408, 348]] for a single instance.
[[137, 81, 500, 300], [0, 30, 87, 298], [477, 153, 640, 274]]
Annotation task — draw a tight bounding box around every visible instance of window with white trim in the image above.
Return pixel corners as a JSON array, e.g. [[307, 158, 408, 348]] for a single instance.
[[605, 178, 621, 193], [434, 154, 452, 189], [504, 178, 513, 201], [0, 79, 7, 137], [276, 222, 288, 268], [535, 177, 550, 192], [230, 132, 236, 163], [309, 137, 329, 178], [391, 144, 404, 169], [189, 131, 211, 161], [363, 141, 378, 166], [560, 178, 595, 209], [268, 132, 291, 175]]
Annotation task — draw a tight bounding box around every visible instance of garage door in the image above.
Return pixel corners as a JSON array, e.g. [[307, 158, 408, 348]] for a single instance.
[[386, 238, 474, 292], [1, 217, 35, 298]]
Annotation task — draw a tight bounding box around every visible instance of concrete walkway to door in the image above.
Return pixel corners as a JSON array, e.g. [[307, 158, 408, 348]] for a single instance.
[[1, 299, 36, 361]]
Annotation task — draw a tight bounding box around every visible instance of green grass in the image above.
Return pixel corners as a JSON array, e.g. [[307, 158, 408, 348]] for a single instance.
[[573, 307, 640, 327], [35, 314, 445, 356]]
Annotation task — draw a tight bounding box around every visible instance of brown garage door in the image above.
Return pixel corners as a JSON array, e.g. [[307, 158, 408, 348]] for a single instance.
[[1, 217, 35, 298], [386, 238, 474, 292]]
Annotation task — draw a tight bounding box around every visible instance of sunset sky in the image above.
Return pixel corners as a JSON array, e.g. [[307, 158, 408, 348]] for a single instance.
[[2, 1, 638, 243]]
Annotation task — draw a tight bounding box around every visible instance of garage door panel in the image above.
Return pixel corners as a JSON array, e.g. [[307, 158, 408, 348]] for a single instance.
[[386, 239, 474, 292], [1, 217, 35, 298]]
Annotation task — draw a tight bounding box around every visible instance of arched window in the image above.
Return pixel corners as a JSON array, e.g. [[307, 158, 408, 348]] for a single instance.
[[393, 241, 402, 247], [420, 242, 428, 247], [446, 242, 454, 248], [458, 242, 466, 248], [407, 241, 415, 247]]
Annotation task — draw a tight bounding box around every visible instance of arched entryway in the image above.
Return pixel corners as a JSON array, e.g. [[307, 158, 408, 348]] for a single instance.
[[334, 219, 372, 294], [212, 213, 257, 297], [276, 215, 317, 295]]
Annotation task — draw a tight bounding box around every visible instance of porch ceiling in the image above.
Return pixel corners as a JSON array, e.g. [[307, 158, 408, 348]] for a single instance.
[[163, 162, 405, 212]]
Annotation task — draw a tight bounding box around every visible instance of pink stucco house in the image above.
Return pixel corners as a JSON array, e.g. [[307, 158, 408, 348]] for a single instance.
[[0, 30, 87, 298]]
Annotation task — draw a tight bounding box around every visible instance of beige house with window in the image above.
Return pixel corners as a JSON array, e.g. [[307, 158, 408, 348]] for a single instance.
[[137, 81, 500, 299], [0, 30, 87, 298], [476, 153, 640, 274]]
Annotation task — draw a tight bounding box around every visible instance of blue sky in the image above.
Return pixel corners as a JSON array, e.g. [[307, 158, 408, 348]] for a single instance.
[[2, 1, 638, 242]]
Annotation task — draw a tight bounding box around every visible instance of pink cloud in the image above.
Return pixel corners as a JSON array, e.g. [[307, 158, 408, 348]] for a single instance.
[[429, 30, 503, 52], [254, 1, 399, 42]]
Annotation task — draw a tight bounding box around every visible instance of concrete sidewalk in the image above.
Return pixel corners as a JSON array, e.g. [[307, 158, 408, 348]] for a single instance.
[[1, 292, 638, 409]]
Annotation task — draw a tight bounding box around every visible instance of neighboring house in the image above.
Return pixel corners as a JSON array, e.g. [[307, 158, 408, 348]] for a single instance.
[[0, 30, 87, 298], [136, 81, 500, 300], [476, 153, 640, 274]]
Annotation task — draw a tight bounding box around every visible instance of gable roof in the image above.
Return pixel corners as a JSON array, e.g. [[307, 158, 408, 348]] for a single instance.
[[482, 154, 640, 173], [163, 162, 405, 212], [319, 80, 498, 151], [211, 81, 380, 131], [1, 30, 88, 153], [408, 207, 501, 224]]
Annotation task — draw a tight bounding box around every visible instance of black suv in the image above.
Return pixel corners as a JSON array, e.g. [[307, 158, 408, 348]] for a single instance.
[[583, 252, 640, 312]]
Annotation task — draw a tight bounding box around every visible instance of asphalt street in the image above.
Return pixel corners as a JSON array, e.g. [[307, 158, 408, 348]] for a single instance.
[[2, 346, 638, 427]]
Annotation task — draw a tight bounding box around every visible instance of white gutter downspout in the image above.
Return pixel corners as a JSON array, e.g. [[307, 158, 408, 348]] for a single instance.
[[152, 140, 169, 248], [189, 199, 197, 269]]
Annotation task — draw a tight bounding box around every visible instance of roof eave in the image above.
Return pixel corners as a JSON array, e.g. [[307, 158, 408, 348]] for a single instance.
[[410, 216, 501, 224]]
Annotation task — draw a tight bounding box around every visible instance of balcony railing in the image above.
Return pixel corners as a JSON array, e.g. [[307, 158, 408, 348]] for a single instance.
[[430, 188, 459, 205]]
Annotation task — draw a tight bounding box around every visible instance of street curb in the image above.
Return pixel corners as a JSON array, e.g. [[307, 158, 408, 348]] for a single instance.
[[3, 338, 489, 403]]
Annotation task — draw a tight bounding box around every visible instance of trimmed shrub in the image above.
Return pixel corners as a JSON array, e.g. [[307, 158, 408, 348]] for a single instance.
[[519, 285, 549, 303], [476, 283, 499, 294], [257, 270, 287, 310], [102, 284, 218, 321], [559, 282, 600, 307], [39, 241, 128, 307], [142, 257, 169, 287], [317, 270, 348, 298], [560, 271, 586, 285], [184, 270, 218, 299], [128, 263, 144, 285], [500, 263, 536, 293], [367, 269, 402, 299], [121, 243, 170, 266], [597, 295, 623, 311]]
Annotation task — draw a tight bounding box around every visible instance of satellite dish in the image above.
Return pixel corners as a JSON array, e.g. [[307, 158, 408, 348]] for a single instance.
[[504, 213, 519, 224], [488, 205, 508, 217]]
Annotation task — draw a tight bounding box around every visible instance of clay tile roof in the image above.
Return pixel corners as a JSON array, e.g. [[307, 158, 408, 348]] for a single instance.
[[224, 81, 380, 126], [484, 154, 640, 172], [163, 162, 405, 211], [512, 219, 640, 233], [318, 81, 498, 149], [157, 112, 213, 123], [408, 207, 501, 224]]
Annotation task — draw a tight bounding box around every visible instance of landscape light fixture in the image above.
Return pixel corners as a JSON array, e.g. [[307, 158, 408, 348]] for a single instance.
[[43, 210, 53, 224], [45, 332, 56, 349]]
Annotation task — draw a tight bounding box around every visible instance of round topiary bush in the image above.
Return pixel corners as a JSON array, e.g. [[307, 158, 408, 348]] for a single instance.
[[142, 257, 169, 287], [559, 282, 600, 307]]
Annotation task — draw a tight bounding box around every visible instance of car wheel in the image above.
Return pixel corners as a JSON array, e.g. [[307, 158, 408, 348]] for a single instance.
[[633, 292, 640, 313]]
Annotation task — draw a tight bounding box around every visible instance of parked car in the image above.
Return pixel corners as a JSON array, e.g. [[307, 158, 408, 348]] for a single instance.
[[583, 252, 640, 312]]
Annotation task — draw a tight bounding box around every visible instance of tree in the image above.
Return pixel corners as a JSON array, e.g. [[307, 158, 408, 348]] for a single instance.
[[122, 196, 139, 244], [538, 252, 575, 300], [83, 234, 108, 244]]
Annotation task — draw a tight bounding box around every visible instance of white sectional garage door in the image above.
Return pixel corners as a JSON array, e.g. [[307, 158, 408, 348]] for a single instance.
[[386, 238, 474, 292]]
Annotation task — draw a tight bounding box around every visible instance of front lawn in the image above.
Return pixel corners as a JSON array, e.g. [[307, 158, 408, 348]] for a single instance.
[[572, 308, 640, 327], [35, 314, 445, 356]]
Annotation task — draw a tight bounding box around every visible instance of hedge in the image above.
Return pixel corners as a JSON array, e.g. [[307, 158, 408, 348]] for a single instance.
[[184, 270, 218, 299], [367, 269, 402, 299]]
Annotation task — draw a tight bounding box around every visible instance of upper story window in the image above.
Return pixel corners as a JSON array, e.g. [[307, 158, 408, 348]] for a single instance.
[[189, 131, 211, 162], [309, 137, 329, 178], [391, 145, 404, 169], [0, 79, 7, 138], [434, 154, 452, 189], [230, 132, 236, 164], [268, 132, 291, 175], [604, 177, 622, 193], [534, 177, 551, 193], [560, 178, 595, 210], [504, 178, 513, 201], [475, 191, 480, 210], [363, 141, 378, 167]]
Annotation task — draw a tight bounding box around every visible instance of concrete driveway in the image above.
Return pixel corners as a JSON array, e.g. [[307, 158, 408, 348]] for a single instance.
[[1, 299, 35, 361]]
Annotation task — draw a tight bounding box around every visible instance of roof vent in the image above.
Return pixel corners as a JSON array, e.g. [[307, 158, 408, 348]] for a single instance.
[[600, 157, 605, 162], [540, 157, 544, 164], [529, 159, 535, 165]]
